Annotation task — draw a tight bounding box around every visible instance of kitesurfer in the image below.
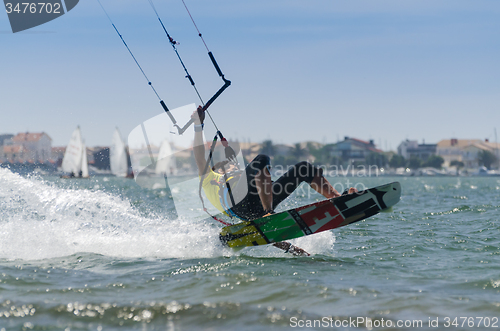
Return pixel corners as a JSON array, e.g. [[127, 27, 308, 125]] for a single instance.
[[192, 107, 357, 256]]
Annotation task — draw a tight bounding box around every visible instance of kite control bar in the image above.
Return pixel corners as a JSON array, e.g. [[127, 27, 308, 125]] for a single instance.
[[160, 58, 231, 135]]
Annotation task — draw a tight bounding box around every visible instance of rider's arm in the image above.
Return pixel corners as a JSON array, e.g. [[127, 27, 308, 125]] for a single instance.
[[192, 106, 208, 177]]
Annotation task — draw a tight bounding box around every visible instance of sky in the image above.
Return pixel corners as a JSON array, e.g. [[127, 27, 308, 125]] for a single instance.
[[2, 0, 500, 151]]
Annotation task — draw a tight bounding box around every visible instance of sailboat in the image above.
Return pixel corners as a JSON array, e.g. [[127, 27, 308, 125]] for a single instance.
[[61, 126, 89, 178], [155, 139, 176, 176], [110, 128, 130, 177]]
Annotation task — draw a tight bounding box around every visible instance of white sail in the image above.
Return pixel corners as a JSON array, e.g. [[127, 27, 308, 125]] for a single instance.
[[61, 126, 89, 177], [155, 140, 176, 175], [110, 128, 128, 177], [61, 127, 83, 175], [81, 142, 89, 178]]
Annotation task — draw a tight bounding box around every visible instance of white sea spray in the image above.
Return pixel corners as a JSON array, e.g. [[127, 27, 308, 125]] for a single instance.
[[0, 168, 221, 260]]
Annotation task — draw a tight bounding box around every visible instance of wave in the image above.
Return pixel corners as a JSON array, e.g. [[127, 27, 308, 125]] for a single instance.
[[0, 168, 221, 260], [0, 169, 334, 261]]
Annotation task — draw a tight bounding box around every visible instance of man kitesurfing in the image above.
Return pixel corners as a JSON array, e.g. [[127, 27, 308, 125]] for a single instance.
[[192, 106, 357, 256], [98, 0, 368, 256]]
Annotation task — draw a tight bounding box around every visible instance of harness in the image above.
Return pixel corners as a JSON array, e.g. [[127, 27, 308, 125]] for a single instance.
[[198, 131, 242, 225], [210, 171, 246, 220]]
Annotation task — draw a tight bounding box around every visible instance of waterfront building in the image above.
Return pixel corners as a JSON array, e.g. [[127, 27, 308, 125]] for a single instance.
[[461, 143, 490, 169], [437, 139, 483, 167], [328, 137, 382, 163], [2, 132, 52, 163], [2, 145, 25, 163], [0, 134, 14, 147], [397, 140, 437, 161]]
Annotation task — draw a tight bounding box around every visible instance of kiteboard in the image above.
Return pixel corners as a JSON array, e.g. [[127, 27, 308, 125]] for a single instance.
[[219, 181, 401, 248]]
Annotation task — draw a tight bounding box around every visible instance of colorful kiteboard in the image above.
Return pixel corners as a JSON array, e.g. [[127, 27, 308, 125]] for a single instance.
[[219, 182, 401, 248]]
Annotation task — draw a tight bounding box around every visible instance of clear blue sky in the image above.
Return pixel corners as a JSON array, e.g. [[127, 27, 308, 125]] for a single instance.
[[2, 0, 500, 151]]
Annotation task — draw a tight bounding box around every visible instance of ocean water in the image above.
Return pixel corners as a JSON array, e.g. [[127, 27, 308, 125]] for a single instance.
[[0, 167, 499, 330]]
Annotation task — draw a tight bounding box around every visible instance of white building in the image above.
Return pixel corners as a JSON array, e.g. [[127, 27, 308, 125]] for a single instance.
[[398, 139, 437, 162], [436, 138, 499, 168], [436, 139, 479, 167], [397, 140, 419, 159], [461, 143, 490, 169]]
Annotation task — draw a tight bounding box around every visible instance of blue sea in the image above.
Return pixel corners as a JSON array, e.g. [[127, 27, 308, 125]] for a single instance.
[[1, 167, 499, 330]]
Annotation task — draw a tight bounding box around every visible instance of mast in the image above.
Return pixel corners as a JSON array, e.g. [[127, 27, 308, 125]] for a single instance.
[[81, 142, 89, 178], [495, 128, 499, 169]]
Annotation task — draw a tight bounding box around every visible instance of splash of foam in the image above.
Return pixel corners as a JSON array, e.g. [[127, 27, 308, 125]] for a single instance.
[[0, 169, 336, 260], [0, 168, 220, 260]]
